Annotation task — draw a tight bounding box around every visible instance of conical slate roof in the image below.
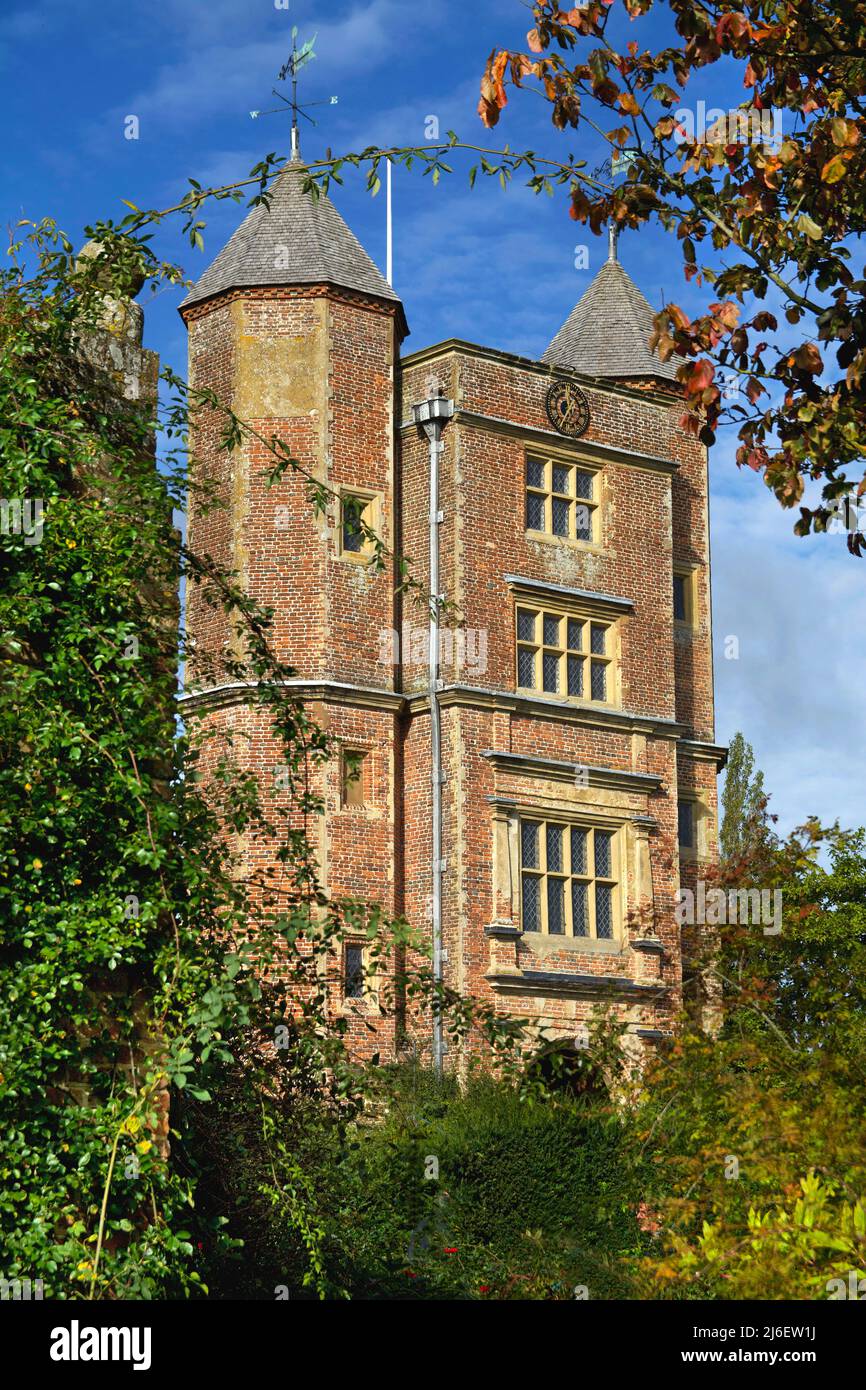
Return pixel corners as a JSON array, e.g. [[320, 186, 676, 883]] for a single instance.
[[543, 242, 677, 384], [180, 159, 404, 325]]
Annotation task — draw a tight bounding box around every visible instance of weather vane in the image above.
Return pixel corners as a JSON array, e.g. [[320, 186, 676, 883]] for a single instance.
[[590, 148, 639, 262], [249, 26, 338, 159], [591, 148, 639, 183]]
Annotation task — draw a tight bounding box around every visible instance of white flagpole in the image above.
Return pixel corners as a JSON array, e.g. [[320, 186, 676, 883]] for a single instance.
[[386, 159, 393, 286]]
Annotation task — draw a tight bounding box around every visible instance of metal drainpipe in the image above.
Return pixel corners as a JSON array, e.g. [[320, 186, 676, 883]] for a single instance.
[[411, 394, 454, 1076]]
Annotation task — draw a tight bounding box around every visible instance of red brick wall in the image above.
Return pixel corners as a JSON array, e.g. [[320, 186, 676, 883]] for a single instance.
[[183, 295, 722, 1069], [397, 344, 720, 1053], [183, 284, 405, 1063]]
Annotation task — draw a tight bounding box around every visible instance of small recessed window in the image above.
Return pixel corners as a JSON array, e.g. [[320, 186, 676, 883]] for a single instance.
[[342, 496, 365, 551], [344, 944, 364, 999], [341, 749, 368, 808], [339, 492, 378, 560], [678, 800, 695, 850], [673, 568, 695, 626]]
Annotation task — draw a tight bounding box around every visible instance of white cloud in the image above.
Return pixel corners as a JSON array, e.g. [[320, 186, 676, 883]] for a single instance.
[[711, 441, 866, 836], [107, 0, 430, 135]]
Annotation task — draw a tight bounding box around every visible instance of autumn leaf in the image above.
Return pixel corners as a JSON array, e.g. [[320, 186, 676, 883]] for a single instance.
[[791, 344, 824, 375], [477, 0, 866, 541], [821, 154, 848, 185], [686, 359, 715, 396], [831, 118, 851, 147], [512, 55, 540, 84], [743, 447, 769, 472], [778, 471, 805, 506], [797, 213, 823, 241], [478, 50, 510, 128], [745, 377, 765, 404], [653, 330, 676, 361], [713, 301, 740, 331], [716, 13, 751, 44]]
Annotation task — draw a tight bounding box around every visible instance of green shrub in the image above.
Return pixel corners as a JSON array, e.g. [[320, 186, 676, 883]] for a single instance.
[[189, 1062, 646, 1300]]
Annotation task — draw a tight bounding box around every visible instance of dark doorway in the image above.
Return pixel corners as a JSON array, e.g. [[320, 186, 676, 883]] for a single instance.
[[527, 1043, 608, 1101]]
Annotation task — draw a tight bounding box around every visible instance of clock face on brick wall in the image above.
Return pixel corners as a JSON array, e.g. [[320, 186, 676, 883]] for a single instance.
[[546, 379, 590, 438]]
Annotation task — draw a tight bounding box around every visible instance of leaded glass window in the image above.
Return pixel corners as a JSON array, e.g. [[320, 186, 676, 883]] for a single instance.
[[344, 944, 365, 998], [525, 455, 598, 543], [515, 603, 613, 705], [518, 819, 619, 939]]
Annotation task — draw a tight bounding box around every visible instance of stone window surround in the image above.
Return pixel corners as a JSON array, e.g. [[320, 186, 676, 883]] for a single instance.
[[519, 816, 620, 941], [486, 785, 658, 958], [338, 938, 380, 1013], [515, 600, 615, 706], [343, 941, 365, 998], [340, 746, 370, 809], [335, 484, 382, 563], [677, 787, 710, 863], [673, 560, 700, 630], [505, 574, 632, 715]]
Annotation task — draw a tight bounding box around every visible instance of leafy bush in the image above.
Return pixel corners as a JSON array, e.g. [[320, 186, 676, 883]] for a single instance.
[[189, 1062, 645, 1300], [631, 822, 866, 1300]]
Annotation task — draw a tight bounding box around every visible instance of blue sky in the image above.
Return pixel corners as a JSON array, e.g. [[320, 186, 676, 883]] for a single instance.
[[2, 0, 863, 838]]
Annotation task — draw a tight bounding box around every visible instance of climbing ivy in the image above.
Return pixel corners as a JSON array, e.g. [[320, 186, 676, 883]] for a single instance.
[[0, 210, 529, 1298]]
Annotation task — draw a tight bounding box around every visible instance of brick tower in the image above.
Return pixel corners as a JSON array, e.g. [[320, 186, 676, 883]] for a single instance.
[[181, 173, 724, 1073], [179, 159, 409, 1058]]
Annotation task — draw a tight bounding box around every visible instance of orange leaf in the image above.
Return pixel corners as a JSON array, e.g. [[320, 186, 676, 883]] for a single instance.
[[477, 95, 501, 129], [715, 301, 740, 331], [513, 55, 540, 83]]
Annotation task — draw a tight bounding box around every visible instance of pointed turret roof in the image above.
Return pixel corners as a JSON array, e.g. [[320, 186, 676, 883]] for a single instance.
[[180, 160, 405, 331], [542, 232, 677, 385]]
